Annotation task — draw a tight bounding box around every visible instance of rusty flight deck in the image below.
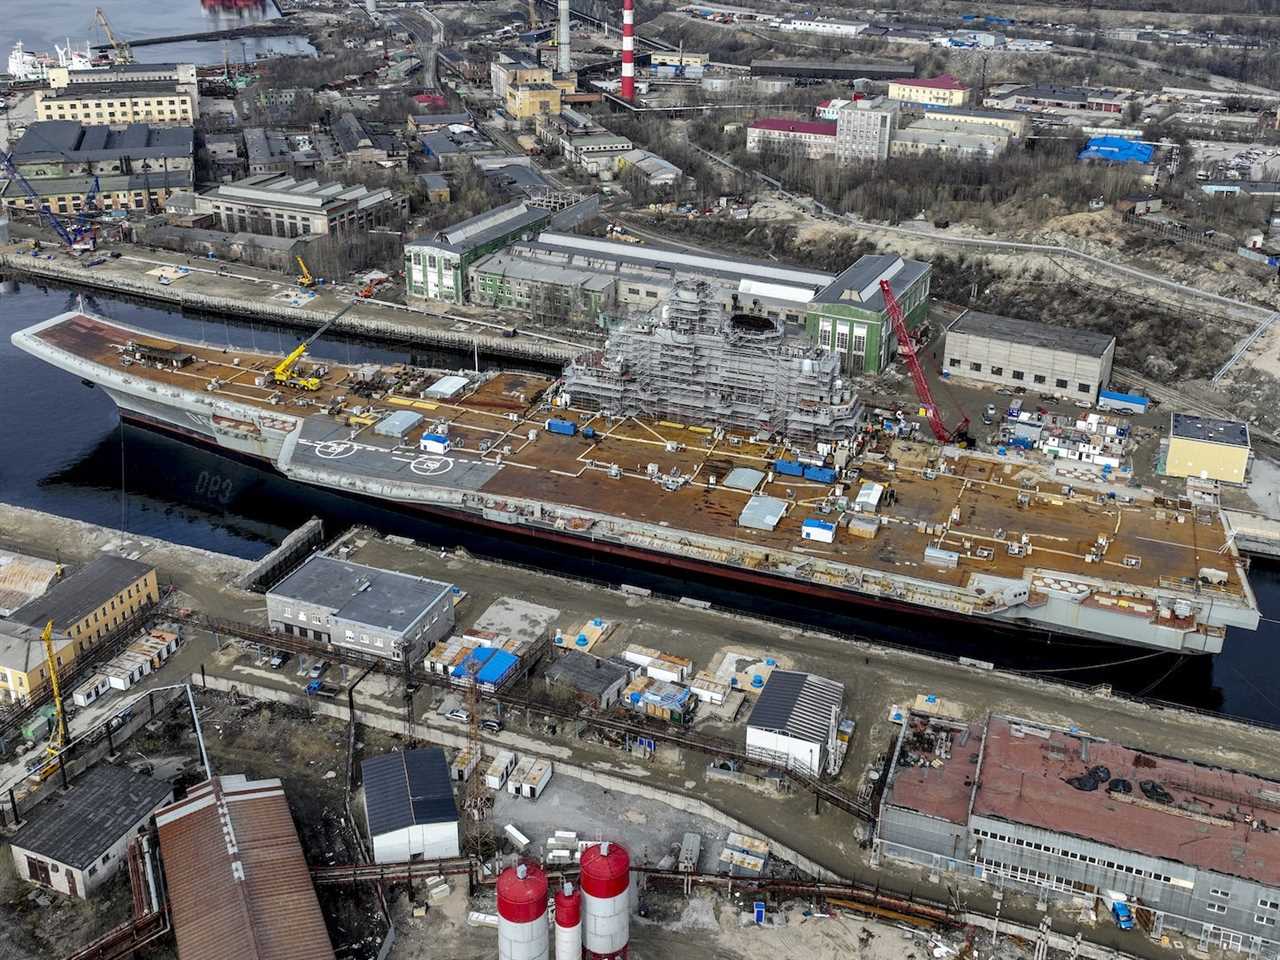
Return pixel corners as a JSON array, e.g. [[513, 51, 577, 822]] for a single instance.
[[25, 313, 1256, 650]]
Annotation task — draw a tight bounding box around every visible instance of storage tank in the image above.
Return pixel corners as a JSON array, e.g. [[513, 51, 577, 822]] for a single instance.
[[497, 862, 549, 960], [580, 841, 631, 959], [554, 880, 582, 960]]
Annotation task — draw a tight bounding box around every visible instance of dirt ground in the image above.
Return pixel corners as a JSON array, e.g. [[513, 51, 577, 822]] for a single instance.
[[0, 858, 133, 960]]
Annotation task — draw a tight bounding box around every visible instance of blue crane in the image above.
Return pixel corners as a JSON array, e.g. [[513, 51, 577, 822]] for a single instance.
[[73, 175, 101, 241], [0, 150, 78, 249]]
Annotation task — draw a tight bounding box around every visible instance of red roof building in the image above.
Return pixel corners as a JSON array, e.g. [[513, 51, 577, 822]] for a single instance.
[[746, 118, 837, 159]]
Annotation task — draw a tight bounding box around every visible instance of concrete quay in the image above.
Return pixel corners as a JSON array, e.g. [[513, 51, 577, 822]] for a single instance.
[[3, 505, 1277, 959], [0, 242, 583, 366]]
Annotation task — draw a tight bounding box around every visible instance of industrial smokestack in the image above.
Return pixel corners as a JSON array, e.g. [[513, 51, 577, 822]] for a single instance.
[[558, 0, 571, 75], [620, 0, 635, 101]]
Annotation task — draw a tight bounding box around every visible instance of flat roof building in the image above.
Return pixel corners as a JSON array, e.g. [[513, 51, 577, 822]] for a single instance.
[[943, 310, 1116, 402], [890, 118, 1012, 161], [888, 74, 970, 107], [1165, 414, 1252, 485], [10, 764, 172, 899], [544, 650, 631, 709], [192, 172, 408, 239], [362, 748, 460, 863], [879, 712, 1280, 956], [746, 670, 844, 776], [156, 774, 335, 960], [36, 80, 198, 125], [267, 553, 455, 661]]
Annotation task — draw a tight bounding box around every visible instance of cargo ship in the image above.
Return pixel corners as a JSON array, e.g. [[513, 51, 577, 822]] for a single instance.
[[12, 308, 1261, 655]]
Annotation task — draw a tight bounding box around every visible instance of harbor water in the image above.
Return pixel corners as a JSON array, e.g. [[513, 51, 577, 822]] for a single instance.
[[3, 0, 314, 68], [1, 280, 1278, 724]]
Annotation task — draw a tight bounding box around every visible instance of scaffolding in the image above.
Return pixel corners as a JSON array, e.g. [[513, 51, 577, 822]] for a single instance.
[[564, 281, 863, 442]]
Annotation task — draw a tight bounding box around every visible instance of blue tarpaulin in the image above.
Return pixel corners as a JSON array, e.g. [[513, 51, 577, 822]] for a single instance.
[[1078, 137, 1154, 165]]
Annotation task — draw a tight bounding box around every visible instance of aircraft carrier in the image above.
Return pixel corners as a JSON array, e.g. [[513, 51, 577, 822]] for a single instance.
[[12, 309, 1261, 655]]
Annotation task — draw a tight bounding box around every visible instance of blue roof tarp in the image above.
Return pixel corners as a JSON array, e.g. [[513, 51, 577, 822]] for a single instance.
[[1078, 137, 1154, 165], [452, 646, 496, 678], [1099, 389, 1149, 409], [476, 649, 519, 686]]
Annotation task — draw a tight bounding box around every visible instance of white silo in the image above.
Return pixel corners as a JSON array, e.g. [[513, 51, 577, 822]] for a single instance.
[[580, 841, 631, 959], [554, 880, 582, 960]]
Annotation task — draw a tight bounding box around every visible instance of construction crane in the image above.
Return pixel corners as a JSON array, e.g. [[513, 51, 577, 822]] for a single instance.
[[0, 151, 83, 251], [94, 7, 134, 63], [40, 621, 69, 761], [295, 255, 315, 288], [879, 278, 970, 446], [273, 300, 356, 390]]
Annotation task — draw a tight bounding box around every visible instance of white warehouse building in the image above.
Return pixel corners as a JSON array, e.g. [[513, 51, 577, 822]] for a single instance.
[[362, 748, 460, 864], [943, 310, 1116, 402], [745, 670, 844, 777]]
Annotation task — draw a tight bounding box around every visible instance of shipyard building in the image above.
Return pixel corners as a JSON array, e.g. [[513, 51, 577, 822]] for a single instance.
[[878, 712, 1280, 958], [563, 280, 864, 442], [462, 231, 930, 374], [943, 310, 1116, 402]]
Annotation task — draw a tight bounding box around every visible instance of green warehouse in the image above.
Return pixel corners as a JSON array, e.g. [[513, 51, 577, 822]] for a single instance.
[[805, 255, 931, 374]]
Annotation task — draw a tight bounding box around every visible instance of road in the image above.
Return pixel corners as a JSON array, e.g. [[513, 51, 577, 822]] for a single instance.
[[394, 7, 443, 90]]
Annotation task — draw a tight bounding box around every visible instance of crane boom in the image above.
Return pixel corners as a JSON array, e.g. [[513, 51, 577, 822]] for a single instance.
[[273, 300, 357, 389], [95, 7, 134, 63], [1, 151, 78, 249], [879, 279, 969, 445], [295, 256, 315, 288], [40, 620, 69, 759]]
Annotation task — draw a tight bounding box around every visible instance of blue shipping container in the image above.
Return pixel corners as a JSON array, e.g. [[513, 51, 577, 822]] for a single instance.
[[546, 418, 578, 436], [803, 465, 837, 484], [774, 459, 805, 477]]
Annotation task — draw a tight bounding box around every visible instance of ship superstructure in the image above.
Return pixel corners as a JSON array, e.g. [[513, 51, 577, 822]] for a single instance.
[[7, 40, 99, 83], [12, 310, 1261, 655], [564, 280, 863, 443]]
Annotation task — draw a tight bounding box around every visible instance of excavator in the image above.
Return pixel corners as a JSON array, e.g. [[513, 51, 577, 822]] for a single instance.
[[296, 256, 316, 289], [272, 300, 357, 391]]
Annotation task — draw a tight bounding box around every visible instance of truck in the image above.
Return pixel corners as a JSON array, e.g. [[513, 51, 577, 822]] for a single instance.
[[1102, 891, 1135, 930]]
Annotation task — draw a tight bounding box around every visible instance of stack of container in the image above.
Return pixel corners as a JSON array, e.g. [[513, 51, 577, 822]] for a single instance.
[[621, 676, 694, 725]]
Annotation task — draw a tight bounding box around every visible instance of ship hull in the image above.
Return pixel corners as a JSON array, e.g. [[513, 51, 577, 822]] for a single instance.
[[113, 407, 1152, 651]]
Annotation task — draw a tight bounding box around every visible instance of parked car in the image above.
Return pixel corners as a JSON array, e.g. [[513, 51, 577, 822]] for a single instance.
[[269, 651, 291, 670], [308, 660, 329, 681], [1074, 400, 1092, 409], [446, 708, 470, 724], [481, 717, 503, 734]]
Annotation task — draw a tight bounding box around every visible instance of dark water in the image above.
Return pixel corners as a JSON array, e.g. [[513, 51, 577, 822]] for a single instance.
[[2, 280, 1279, 725], [3, 0, 314, 67]]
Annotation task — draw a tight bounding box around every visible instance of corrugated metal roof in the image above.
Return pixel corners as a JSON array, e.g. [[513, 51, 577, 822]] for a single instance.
[[362, 748, 458, 837], [748, 670, 844, 745], [156, 775, 335, 960]]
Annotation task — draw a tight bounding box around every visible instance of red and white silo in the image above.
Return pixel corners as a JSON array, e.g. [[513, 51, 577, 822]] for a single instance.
[[498, 862, 549, 960], [554, 880, 582, 960], [580, 841, 631, 959]]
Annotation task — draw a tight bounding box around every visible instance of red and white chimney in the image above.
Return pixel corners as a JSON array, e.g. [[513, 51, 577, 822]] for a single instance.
[[580, 841, 631, 959], [554, 880, 582, 960], [620, 0, 635, 102]]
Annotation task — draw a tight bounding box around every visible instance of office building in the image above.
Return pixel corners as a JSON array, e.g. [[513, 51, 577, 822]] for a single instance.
[[746, 118, 836, 159], [878, 712, 1280, 959], [10, 765, 172, 899], [192, 172, 408, 239], [36, 82, 198, 125], [888, 74, 970, 107], [943, 310, 1116, 401], [835, 97, 897, 162], [1165, 414, 1252, 485], [266, 554, 455, 661]]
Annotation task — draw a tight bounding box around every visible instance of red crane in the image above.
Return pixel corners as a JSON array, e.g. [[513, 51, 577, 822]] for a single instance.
[[879, 278, 970, 446]]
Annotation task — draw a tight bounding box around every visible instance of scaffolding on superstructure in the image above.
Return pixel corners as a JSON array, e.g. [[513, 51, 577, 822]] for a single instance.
[[564, 281, 863, 443]]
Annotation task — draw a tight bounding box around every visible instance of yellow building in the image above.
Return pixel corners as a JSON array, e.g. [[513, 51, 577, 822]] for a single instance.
[[507, 83, 563, 120], [650, 51, 709, 67], [888, 75, 970, 107], [0, 556, 159, 702], [1, 172, 186, 217], [36, 83, 197, 125], [1164, 413, 1252, 485], [490, 52, 553, 100]]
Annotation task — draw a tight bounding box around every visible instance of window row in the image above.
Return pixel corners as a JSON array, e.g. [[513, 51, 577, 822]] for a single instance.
[[974, 828, 1173, 884]]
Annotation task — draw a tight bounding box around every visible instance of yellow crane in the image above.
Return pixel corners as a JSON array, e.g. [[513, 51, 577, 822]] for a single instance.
[[40, 620, 68, 761], [94, 7, 134, 64], [273, 300, 357, 391], [296, 255, 315, 288]]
